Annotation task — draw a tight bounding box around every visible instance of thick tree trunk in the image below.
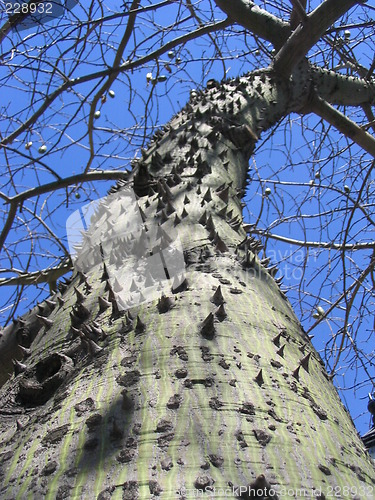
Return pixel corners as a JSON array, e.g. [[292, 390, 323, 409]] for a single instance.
[[0, 66, 374, 499]]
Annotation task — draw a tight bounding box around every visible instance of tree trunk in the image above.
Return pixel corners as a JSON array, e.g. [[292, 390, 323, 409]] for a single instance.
[[0, 66, 374, 499]]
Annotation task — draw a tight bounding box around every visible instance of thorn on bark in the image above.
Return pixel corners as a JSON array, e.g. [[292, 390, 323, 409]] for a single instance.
[[254, 369, 264, 386], [181, 207, 188, 219], [133, 163, 152, 197], [77, 271, 87, 285], [199, 211, 207, 225], [203, 188, 212, 203], [18, 345, 31, 358], [120, 314, 133, 334], [171, 277, 188, 294], [240, 474, 277, 499], [13, 358, 27, 375], [86, 338, 103, 356], [206, 214, 214, 231], [98, 295, 111, 313], [37, 303, 48, 315], [267, 265, 278, 277], [160, 210, 168, 224], [217, 206, 227, 218], [217, 186, 229, 203], [101, 263, 109, 282], [292, 365, 300, 380], [157, 295, 173, 313], [215, 236, 229, 253], [166, 202, 176, 215], [157, 197, 165, 211], [105, 279, 112, 293], [70, 326, 81, 339], [208, 228, 217, 241], [276, 345, 285, 358], [113, 278, 123, 293], [16, 419, 24, 430], [57, 296, 65, 308], [200, 312, 215, 340], [211, 286, 225, 305], [300, 352, 311, 372], [241, 251, 255, 269], [36, 314, 54, 330], [74, 303, 90, 320], [173, 173, 183, 184], [135, 315, 146, 333], [74, 287, 85, 304], [45, 299, 56, 310], [215, 304, 227, 320], [111, 299, 122, 319]]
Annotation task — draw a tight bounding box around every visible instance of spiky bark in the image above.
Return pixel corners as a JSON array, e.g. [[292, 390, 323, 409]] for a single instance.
[[0, 64, 374, 499]]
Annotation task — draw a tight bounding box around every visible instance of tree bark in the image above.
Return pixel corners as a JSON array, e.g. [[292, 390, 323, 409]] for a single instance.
[[0, 66, 374, 499]]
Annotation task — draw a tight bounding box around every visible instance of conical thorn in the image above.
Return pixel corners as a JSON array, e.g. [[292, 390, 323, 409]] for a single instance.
[[300, 352, 311, 372], [254, 369, 264, 386], [200, 312, 215, 340], [211, 286, 225, 306]]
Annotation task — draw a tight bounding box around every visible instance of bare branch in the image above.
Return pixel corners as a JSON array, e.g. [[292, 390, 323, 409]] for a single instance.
[[309, 93, 375, 158], [214, 0, 289, 48], [0, 201, 17, 254], [290, 0, 307, 29], [0, 18, 231, 148], [249, 227, 375, 251], [0, 262, 72, 287], [329, 253, 375, 374], [273, 0, 364, 78], [86, 0, 141, 174], [311, 66, 375, 107], [8, 170, 130, 205]]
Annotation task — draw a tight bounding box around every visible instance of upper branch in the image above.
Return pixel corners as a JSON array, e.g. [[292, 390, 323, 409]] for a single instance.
[[311, 66, 375, 107], [214, 0, 289, 48], [309, 93, 375, 158], [8, 170, 129, 205], [0, 18, 231, 148], [273, 0, 366, 78], [290, 0, 307, 29], [0, 261, 72, 287]]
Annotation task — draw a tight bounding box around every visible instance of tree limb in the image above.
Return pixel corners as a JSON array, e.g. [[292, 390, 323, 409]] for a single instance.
[[289, 0, 307, 30], [0, 0, 173, 46], [327, 253, 375, 375], [0, 19, 231, 147], [249, 228, 375, 251], [0, 261, 72, 287], [311, 65, 375, 107], [273, 0, 364, 78], [214, 0, 289, 48], [85, 0, 141, 175], [0, 201, 17, 254], [0, 171, 129, 253], [309, 93, 375, 158], [8, 170, 129, 205]]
